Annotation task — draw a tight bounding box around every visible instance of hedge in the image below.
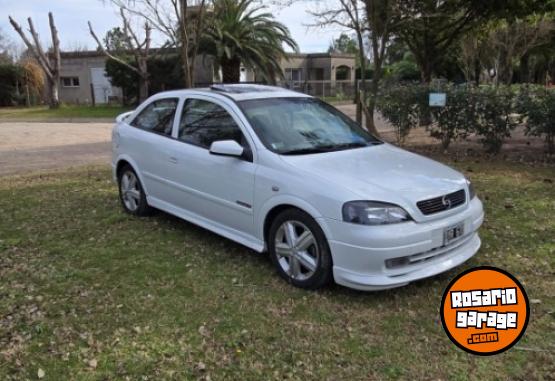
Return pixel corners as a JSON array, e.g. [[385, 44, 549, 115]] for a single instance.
[[375, 83, 554, 154]]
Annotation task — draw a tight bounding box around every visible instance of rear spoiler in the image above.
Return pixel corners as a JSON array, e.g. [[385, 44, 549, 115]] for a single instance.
[[116, 111, 134, 123]]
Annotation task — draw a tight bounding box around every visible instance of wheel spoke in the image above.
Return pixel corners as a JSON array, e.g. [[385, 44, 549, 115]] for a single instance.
[[127, 189, 140, 200], [284, 222, 297, 247], [275, 242, 293, 258], [288, 257, 301, 279], [295, 230, 315, 251], [296, 250, 317, 272], [121, 174, 129, 190], [129, 175, 137, 190]]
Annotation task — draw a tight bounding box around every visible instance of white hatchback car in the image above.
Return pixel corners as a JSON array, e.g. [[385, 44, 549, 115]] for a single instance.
[[112, 84, 484, 291]]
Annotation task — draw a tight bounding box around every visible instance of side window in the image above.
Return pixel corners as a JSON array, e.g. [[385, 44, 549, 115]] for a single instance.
[[131, 98, 178, 136], [178, 99, 245, 148]]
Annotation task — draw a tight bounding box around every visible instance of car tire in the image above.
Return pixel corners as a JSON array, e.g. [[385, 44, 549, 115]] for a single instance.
[[268, 208, 333, 289], [117, 165, 152, 216]]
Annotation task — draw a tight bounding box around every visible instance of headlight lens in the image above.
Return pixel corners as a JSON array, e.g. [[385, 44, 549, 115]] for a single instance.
[[467, 180, 476, 200], [342, 201, 412, 225]]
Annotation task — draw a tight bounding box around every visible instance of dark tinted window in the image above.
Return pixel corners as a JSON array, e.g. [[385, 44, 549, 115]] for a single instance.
[[178, 99, 244, 148], [131, 98, 178, 136]]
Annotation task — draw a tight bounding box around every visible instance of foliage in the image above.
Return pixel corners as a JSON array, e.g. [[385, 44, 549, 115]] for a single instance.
[[106, 54, 186, 105], [103, 26, 131, 52], [385, 52, 420, 81], [377, 82, 534, 153], [20, 59, 45, 106], [474, 85, 520, 153], [105, 56, 139, 105], [0, 63, 22, 106], [375, 83, 428, 144], [517, 86, 555, 153], [428, 85, 477, 149], [328, 33, 359, 55], [201, 0, 298, 83]]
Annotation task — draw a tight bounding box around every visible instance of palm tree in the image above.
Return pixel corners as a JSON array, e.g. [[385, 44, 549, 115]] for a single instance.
[[203, 0, 299, 83]]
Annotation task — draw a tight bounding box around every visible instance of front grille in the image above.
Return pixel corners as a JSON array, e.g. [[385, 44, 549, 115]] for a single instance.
[[417, 189, 466, 215]]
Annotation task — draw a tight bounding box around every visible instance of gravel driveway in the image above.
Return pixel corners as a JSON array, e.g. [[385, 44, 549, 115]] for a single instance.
[[0, 122, 113, 176]]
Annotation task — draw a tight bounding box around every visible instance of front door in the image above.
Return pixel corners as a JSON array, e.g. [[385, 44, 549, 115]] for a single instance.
[[166, 96, 257, 237]]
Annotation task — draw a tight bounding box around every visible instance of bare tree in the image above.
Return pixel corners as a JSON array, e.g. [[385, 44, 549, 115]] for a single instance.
[[363, 0, 401, 135], [108, 0, 208, 88], [309, 0, 375, 133], [89, 8, 152, 102], [9, 13, 61, 108], [309, 0, 401, 135]]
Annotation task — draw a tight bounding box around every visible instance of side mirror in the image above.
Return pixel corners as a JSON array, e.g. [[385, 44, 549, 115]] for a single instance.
[[209, 140, 244, 158]]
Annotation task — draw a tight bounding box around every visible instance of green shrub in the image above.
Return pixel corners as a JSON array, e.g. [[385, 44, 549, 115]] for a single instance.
[[517, 86, 555, 154], [375, 83, 428, 144], [428, 84, 477, 149], [474, 86, 519, 154], [0, 64, 23, 106]]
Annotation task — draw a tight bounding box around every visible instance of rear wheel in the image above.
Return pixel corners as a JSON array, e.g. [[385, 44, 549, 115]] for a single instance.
[[268, 209, 333, 289], [118, 165, 152, 216]]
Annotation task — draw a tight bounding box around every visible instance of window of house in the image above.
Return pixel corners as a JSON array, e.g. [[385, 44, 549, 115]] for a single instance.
[[61, 77, 80, 87], [131, 98, 178, 137], [178, 99, 245, 149], [285, 68, 302, 82]]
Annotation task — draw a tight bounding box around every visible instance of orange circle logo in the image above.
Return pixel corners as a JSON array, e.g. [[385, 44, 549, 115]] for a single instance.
[[441, 266, 529, 355]]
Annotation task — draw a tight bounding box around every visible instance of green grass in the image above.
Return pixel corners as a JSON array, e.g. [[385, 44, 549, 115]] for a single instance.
[[0, 105, 131, 120], [0, 158, 553, 380]]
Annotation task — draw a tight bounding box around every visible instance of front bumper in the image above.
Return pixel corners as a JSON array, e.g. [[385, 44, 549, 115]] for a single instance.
[[321, 197, 484, 291]]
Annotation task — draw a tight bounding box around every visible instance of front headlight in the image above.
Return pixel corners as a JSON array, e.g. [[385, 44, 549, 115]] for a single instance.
[[342, 201, 412, 225], [467, 180, 476, 200]]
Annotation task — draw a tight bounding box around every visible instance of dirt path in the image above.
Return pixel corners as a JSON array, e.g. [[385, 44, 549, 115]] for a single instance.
[[0, 122, 112, 176]]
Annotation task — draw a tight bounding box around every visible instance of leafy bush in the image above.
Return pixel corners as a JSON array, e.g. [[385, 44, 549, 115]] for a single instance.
[[428, 84, 476, 149], [0, 64, 23, 106], [375, 83, 428, 144], [474, 86, 519, 154], [517, 86, 555, 154]]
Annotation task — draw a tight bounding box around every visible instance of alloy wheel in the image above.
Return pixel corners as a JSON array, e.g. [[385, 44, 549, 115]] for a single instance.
[[274, 220, 320, 281]]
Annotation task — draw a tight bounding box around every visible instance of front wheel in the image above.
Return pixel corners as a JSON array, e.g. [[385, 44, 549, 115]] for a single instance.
[[268, 209, 333, 289]]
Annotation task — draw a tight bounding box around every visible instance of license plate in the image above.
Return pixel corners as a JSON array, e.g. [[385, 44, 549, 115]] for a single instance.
[[444, 222, 464, 245]]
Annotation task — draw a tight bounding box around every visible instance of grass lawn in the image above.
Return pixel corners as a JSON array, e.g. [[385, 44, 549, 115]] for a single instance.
[[0, 157, 553, 380], [0, 105, 131, 120]]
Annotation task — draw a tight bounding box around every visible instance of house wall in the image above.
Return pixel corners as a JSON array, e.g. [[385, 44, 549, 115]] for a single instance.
[[58, 55, 122, 105]]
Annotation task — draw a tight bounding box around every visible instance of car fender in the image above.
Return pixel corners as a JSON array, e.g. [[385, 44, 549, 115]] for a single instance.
[[256, 194, 335, 246]]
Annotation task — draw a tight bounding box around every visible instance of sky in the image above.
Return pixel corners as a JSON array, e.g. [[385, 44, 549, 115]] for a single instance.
[[0, 0, 346, 54]]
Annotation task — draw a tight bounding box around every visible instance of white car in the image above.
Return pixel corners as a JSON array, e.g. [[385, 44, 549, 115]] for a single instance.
[[112, 84, 484, 291]]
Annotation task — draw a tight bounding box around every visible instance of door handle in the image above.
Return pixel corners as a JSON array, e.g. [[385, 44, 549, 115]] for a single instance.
[[168, 156, 178, 164]]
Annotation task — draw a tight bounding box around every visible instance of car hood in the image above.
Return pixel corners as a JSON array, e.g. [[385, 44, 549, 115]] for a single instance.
[[279, 143, 466, 211]]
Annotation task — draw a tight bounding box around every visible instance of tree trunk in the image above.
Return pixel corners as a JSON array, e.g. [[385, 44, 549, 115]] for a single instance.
[[138, 77, 149, 103], [420, 62, 432, 83], [221, 57, 241, 83], [364, 74, 380, 137], [519, 53, 530, 83], [474, 57, 481, 85], [47, 77, 60, 108]]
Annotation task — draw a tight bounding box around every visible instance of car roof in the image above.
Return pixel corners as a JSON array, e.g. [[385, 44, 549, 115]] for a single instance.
[[153, 84, 311, 102]]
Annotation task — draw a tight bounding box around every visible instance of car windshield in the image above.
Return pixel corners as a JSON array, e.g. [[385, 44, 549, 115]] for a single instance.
[[238, 97, 382, 155]]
